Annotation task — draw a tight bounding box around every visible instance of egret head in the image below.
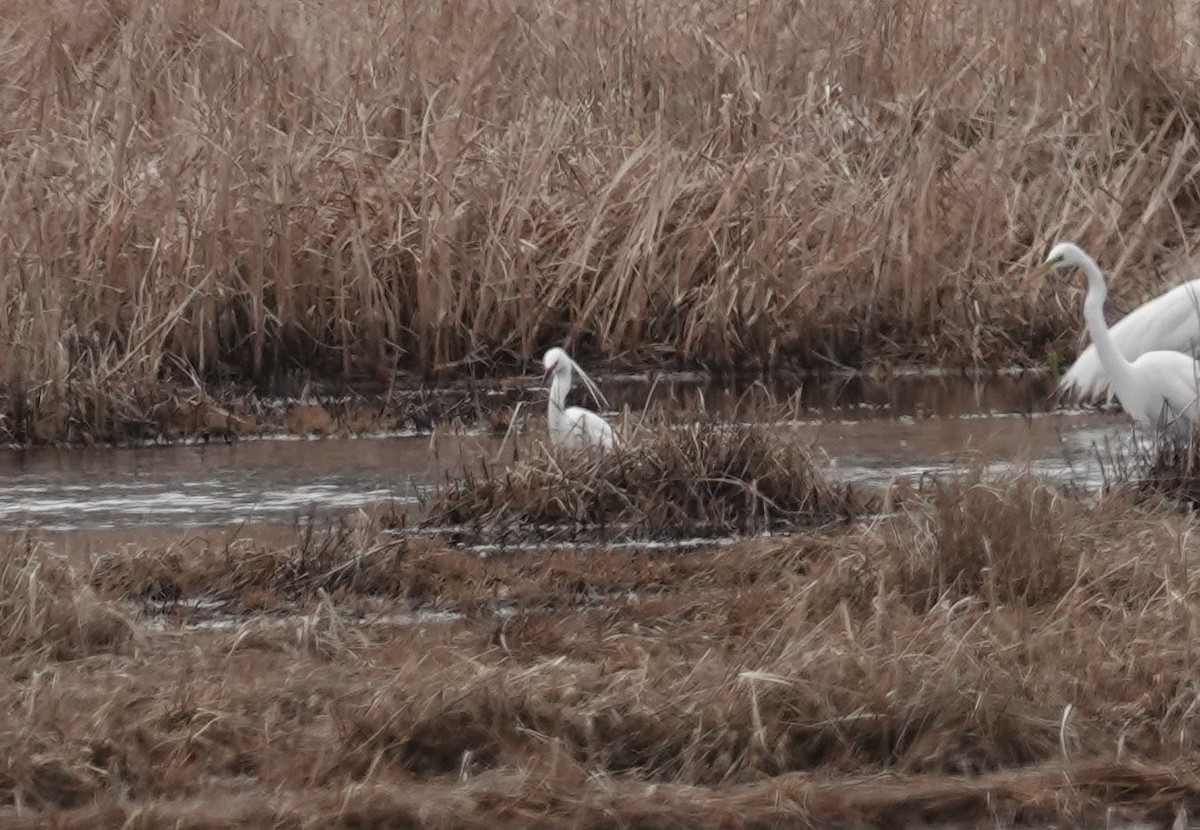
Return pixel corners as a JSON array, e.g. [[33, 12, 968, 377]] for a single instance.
[[540, 347, 609, 410], [1023, 241, 1090, 290], [1044, 242, 1089, 271], [542, 347, 570, 377]]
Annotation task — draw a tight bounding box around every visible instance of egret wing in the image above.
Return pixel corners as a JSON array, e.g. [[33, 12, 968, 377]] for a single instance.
[[567, 407, 617, 451], [1127, 350, 1200, 428]]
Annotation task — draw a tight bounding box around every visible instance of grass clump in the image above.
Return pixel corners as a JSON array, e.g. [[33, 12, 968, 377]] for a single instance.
[[91, 514, 420, 615], [0, 541, 133, 663], [1119, 431, 1200, 510], [425, 421, 862, 543], [896, 473, 1079, 610], [1083, 429, 1200, 511]]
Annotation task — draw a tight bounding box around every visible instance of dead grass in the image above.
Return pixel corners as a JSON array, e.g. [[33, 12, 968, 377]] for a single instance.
[[90, 512, 417, 616], [894, 472, 1080, 609], [6, 471, 1200, 824], [424, 420, 864, 543], [0, 538, 133, 665], [1070, 428, 1200, 513], [1110, 430, 1200, 510], [0, 0, 1199, 440]]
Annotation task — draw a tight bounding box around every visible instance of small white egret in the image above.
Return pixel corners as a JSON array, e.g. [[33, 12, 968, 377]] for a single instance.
[[1025, 242, 1200, 433], [541, 347, 617, 451]]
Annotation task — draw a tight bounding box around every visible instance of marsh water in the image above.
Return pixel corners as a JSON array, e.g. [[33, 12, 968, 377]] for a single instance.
[[0, 369, 1143, 544]]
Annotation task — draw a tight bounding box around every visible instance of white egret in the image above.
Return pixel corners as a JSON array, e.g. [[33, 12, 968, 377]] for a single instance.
[[541, 347, 617, 451], [1057, 267, 1200, 401], [1025, 242, 1200, 433]]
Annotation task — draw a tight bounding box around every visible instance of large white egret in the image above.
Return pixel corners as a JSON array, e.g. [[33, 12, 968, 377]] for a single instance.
[[1057, 264, 1200, 401], [541, 347, 617, 451], [1025, 242, 1200, 432]]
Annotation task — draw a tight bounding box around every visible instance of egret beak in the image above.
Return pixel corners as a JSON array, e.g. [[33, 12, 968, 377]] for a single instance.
[[1021, 258, 1059, 291]]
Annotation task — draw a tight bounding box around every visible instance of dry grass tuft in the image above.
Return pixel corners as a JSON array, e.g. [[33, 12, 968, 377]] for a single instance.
[[0, 540, 134, 663], [1114, 431, 1200, 510], [894, 473, 1080, 610], [425, 421, 863, 543], [91, 515, 417, 615], [1074, 429, 1200, 513]]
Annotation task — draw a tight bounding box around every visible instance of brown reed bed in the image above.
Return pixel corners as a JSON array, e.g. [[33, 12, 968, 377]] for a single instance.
[[2, 0, 1200, 442], [423, 420, 866, 544], [6, 470, 1200, 825]]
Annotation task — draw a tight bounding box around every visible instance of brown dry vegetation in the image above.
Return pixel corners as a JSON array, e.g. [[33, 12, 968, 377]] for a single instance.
[[1115, 431, 1200, 510], [3, 471, 1200, 826], [0, 381, 522, 445], [426, 421, 865, 544], [2, 0, 1200, 442]]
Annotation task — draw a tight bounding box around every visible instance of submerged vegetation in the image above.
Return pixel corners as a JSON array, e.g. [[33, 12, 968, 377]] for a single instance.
[[1, 0, 1200, 441]]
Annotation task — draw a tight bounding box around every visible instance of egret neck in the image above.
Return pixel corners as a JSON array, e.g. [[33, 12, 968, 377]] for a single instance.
[[1077, 254, 1140, 409]]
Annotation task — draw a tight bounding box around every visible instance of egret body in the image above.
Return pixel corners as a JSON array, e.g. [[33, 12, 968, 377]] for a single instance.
[[1059, 276, 1200, 401], [542, 347, 617, 451], [1026, 242, 1200, 433]]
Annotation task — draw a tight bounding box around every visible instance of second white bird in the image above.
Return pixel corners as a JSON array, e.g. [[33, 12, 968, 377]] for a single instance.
[[542, 347, 617, 451]]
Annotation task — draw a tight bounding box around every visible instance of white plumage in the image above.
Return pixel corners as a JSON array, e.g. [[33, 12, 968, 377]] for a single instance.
[[1059, 274, 1200, 401], [1029, 242, 1200, 433], [541, 347, 617, 451]]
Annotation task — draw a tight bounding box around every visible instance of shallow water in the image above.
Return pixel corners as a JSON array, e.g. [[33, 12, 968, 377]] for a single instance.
[[0, 370, 1139, 538]]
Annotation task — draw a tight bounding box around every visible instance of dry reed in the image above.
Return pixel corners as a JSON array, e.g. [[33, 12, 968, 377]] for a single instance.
[[424, 420, 862, 543], [1, 0, 1199, 441], [0, 539, 133, 664], [7, 473, 1200, 825]]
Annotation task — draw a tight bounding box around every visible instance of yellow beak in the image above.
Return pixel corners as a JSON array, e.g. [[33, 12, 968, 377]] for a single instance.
[[1021, 260, 1056, 291]]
